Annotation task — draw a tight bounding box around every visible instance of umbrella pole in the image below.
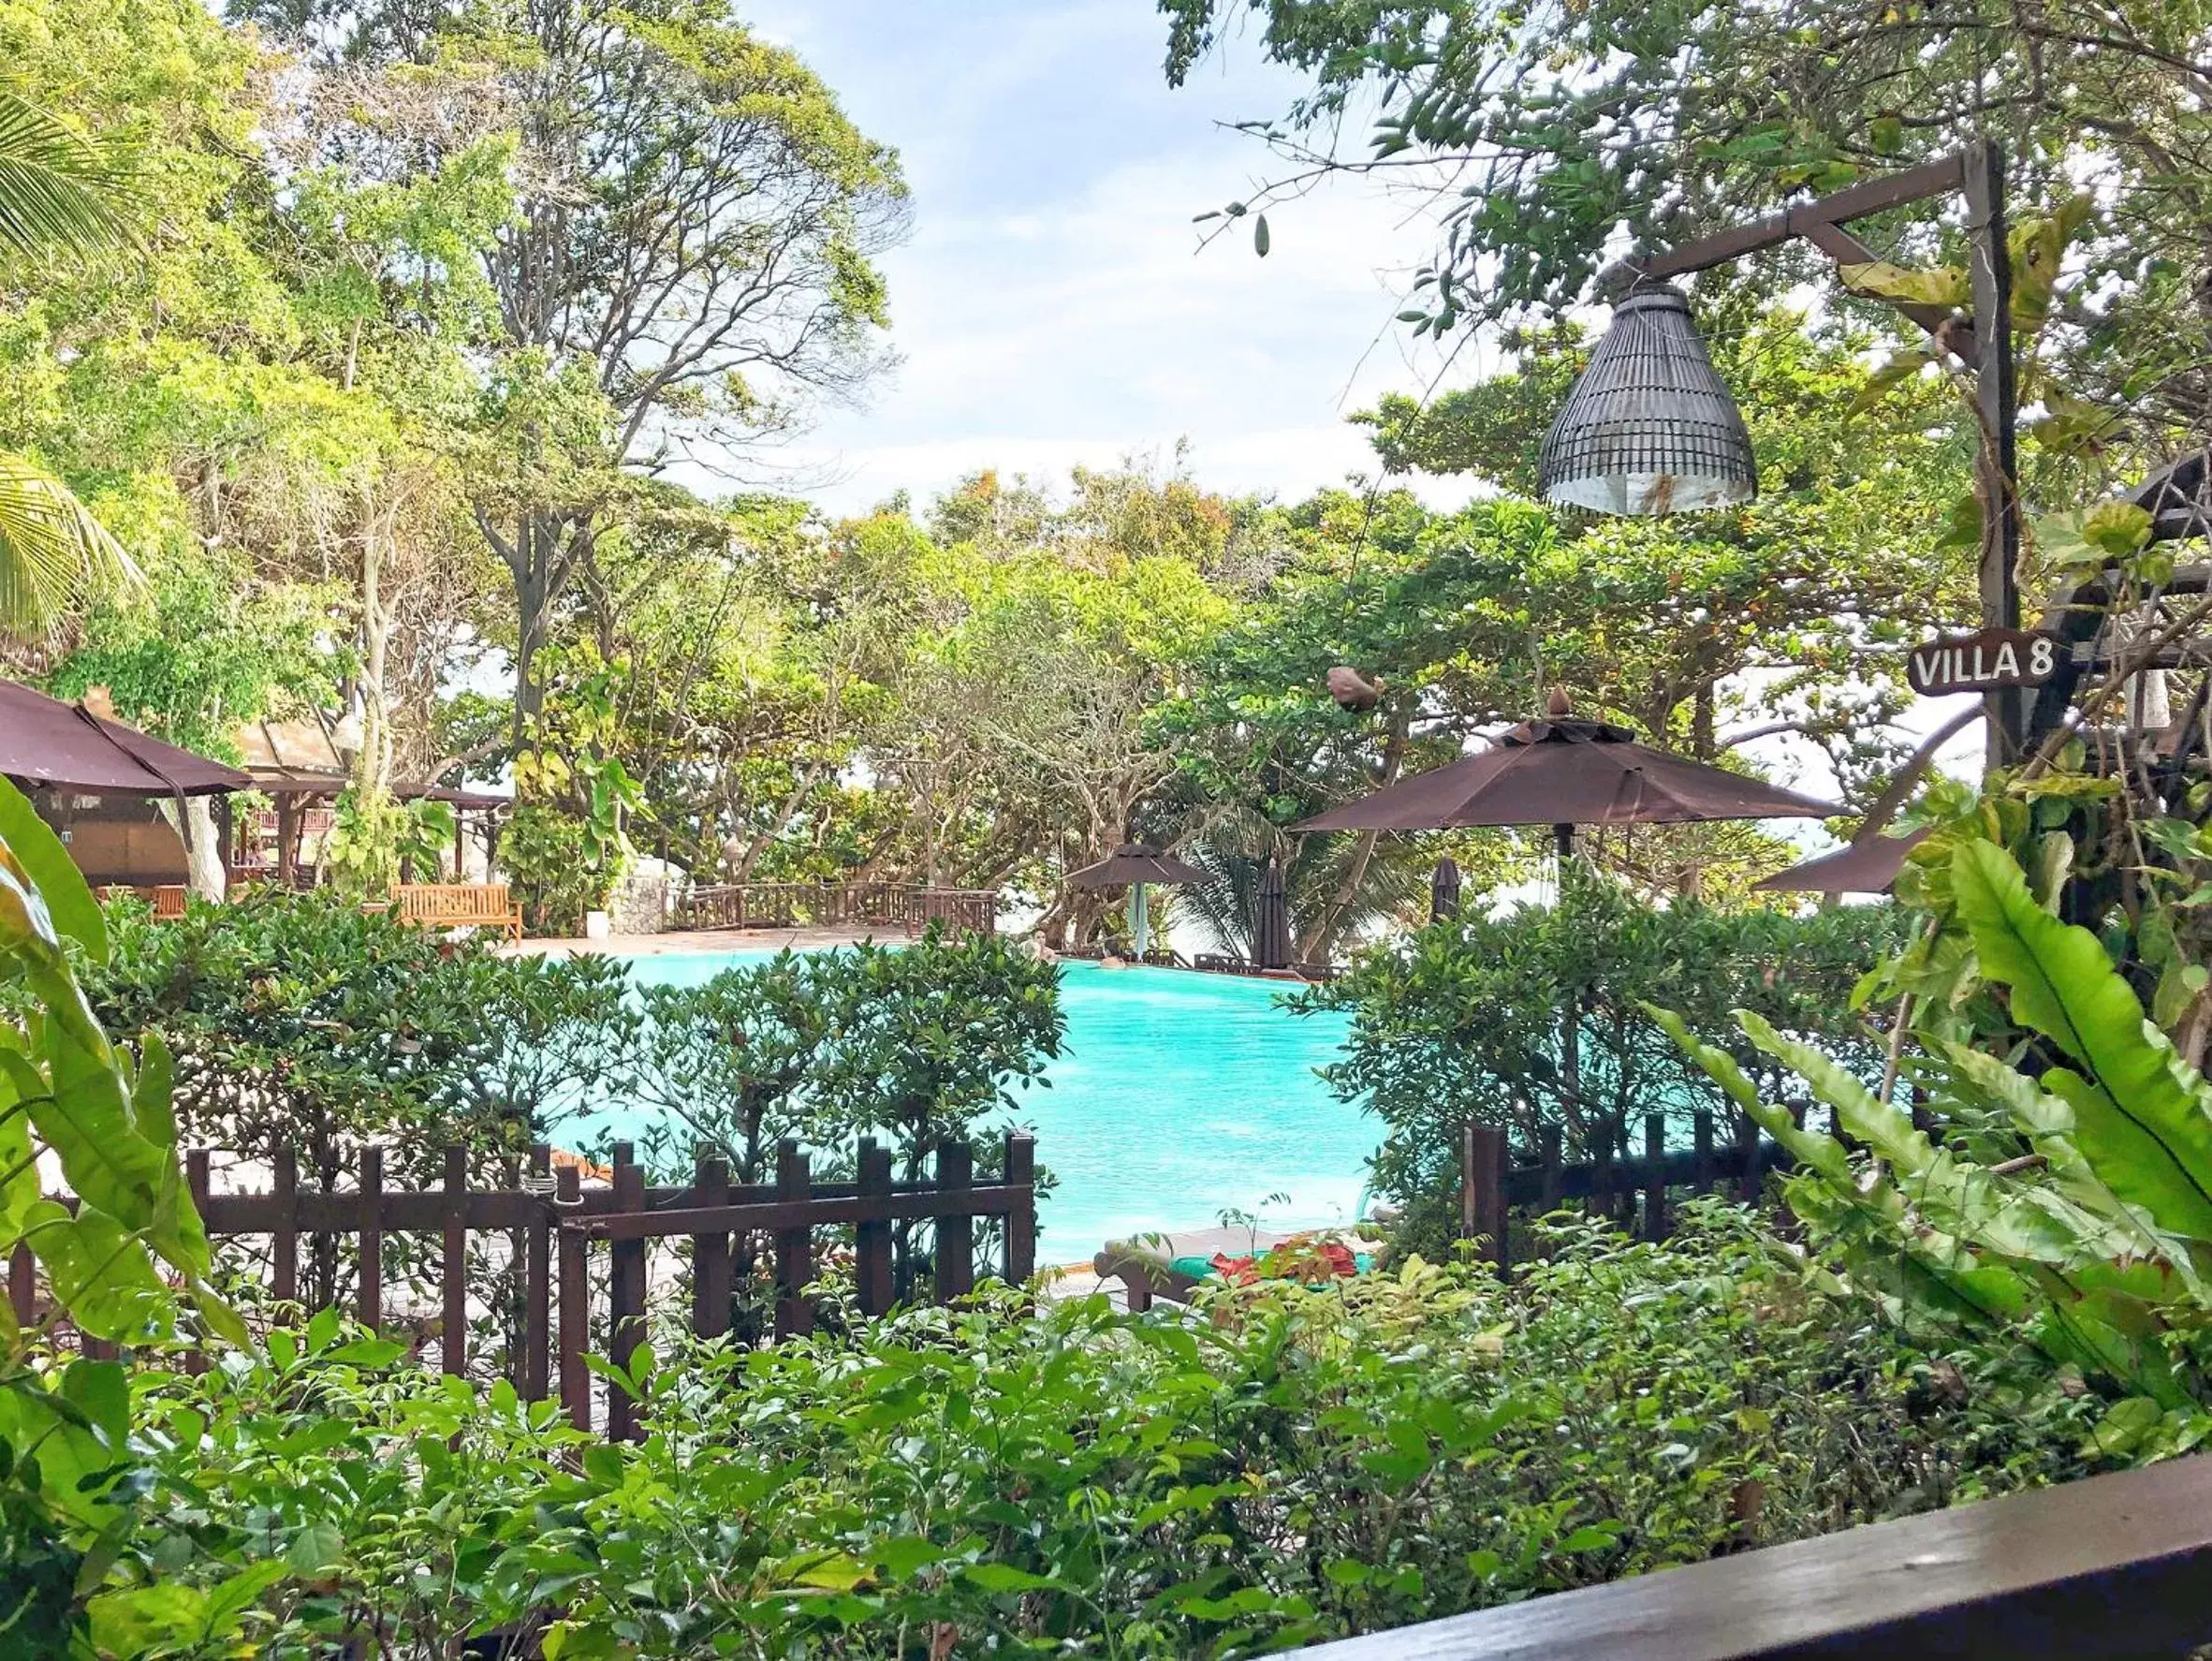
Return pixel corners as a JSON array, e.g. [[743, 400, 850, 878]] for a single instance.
[[1132, 883, 1148, 959], [1552, 821, 1584, 1162]]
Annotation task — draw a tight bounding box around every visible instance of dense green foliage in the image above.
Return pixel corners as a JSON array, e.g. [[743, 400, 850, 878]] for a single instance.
[[111, 1210, 2086, 1658], [0, 777, 247, 1654], [1670, 826, 2212, 1464], [1159, 0, 2206, 474], [1305, 878, 1906, 1252], [631, 931, 1063, 1178]]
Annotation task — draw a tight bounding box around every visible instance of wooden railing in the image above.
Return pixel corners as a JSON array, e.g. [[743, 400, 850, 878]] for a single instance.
[[675, 881, 998, 935], [1457, 1111, 1798, 1270], [14, 1133, 1036, 1443], [1299, 1453, 2212, 1657]]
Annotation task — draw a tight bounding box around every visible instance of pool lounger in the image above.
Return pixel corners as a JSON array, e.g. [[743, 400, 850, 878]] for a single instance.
[[1091, 1227, 1293, 1311]]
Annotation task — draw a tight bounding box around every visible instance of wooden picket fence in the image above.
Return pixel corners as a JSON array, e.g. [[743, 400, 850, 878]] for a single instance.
[[15, 1133, 1036, 1443], [674, 881, 998, 935], [1456, 1110, 1798, 1274]]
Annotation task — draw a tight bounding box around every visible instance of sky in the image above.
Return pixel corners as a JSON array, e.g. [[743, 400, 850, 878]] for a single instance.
[[740, 0, 1485, 518]]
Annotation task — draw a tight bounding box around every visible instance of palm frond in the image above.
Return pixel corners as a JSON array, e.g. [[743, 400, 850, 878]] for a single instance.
[[0, 451, 140, 639], [0, 94, 135, 259]]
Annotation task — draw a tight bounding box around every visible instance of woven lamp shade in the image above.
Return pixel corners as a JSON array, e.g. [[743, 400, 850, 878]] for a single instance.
[[1538, 285, 1757, 516]]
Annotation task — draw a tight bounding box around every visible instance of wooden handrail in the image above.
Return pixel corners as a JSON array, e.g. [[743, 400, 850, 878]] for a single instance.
[[1298, 1453, 2212, 1658]]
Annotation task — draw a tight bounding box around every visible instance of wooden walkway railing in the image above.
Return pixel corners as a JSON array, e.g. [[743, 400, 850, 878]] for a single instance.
[[1457, 1111, 1798, 1272], [1299, 1452, 2212, 1658], [15, 1133, 1036, 1443], [675, 881, 998, 935]]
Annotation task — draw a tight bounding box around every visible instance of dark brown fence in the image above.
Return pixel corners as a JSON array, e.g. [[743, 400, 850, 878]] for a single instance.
[[15, 1133, 1036, 1442], [1457, 1111, 1797, 1272], [1297, 1451, 2212, 1658], [674, 881, 998, 935]]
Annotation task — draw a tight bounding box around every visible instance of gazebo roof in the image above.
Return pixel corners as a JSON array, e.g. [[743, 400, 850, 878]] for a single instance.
[[1, 678, 250, 797], [1066, 843, 1211, 889]]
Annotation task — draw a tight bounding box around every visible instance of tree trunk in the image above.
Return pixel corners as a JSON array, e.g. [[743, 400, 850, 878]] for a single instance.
[[158, 797, 227, 901]]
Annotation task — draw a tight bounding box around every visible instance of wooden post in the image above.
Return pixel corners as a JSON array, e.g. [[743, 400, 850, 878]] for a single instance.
[[608, 1146, 645, 1443], [271, 1146, 299, 1311], [1590, 1116, 1615, 1222], [935, 1140, 974, 1302], [184, 1150, 211, 1374], [773, 1140, 814, 1340], [555, 1163, 588, 1433], [1964, 137, 2024, 769], [1692, 1110, 1717, 1198], [1737, 1113, 1763, 1203], [855, 1139, 893, 1317], [691, 1156, 730, 1342], [525, 1144, 552, 1402], [1643, 1114, 1668, 1243], [1458, 1122, 1477, 1240], [7, 1242, 32, 1328], [358, 1145, 383, 1330], [1462, 1122, 1508, 1276], [442, 1146, 468, 1378], [1003, 1133, 1036, 1286], [275, 793, 300, 886]]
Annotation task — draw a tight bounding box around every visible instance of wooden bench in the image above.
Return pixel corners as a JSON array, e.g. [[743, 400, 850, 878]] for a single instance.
[[390, 883, 522, 942], [95, 884, 188, 919]]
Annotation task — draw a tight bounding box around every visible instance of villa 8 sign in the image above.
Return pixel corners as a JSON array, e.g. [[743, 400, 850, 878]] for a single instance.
[[1907, 626, 2061, 697]]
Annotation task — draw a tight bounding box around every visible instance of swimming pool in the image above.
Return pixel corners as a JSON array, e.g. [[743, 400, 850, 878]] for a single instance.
[[594, 951, 1376, 1263]]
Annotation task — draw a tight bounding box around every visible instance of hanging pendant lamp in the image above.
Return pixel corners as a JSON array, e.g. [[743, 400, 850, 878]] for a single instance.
[[1537, 284, 1757, 517]]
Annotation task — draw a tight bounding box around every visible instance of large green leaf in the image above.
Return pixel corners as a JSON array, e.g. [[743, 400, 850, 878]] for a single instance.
[[0, 773, 102, 957], [1736, 1011, 1929, 1173], [1952, 841, 2212, 1241], [1646, 1005, 1848, 1180], [21, 1200, 170, 1342], [23, 981, 168, 1231]]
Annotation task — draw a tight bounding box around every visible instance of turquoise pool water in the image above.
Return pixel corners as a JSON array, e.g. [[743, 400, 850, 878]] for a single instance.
[[593, 951, 1375, 1262]]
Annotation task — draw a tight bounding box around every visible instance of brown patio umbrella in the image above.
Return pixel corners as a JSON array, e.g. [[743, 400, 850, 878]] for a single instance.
[[1754, 829, 1927, 895], [1067, 842, 1211, 958], [1430, 857, 1462, 922], [1, 678, 250, 797], [1254, 855, 1293, 970], [1293, 712, 1838, 837], [1293, 696, 1838, 1136]]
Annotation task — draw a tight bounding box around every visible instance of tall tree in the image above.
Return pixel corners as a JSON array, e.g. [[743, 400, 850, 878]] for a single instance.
[[0, 94, 139, 639], [248, 0, 911, 740]]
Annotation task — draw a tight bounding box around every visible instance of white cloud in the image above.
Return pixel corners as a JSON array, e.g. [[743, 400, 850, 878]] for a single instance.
[[723, 0, 1482, 517]]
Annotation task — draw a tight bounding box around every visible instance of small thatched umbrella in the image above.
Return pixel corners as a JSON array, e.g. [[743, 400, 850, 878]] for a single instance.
[[1253, 855, 1293, 970], [1430, 857, 1462, 922], [1754, 829, 1927, 896], [1066, 842, 1211, 958]]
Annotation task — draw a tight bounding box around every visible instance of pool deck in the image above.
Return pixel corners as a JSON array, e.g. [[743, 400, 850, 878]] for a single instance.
[[506, 925, 895, 960]]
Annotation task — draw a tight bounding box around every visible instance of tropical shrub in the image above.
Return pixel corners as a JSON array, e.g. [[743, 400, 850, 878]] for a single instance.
[[66, 889, 638, 1312], [502, 804, 612, 937], [321, 786, 458, 897], [803, 927, 1065, 1179], [1666, 835, 2212, 1464], [631, 950, 831, 1183], [1305, 877, 1904, 1254], [125, 1208, 2086, 1658]]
